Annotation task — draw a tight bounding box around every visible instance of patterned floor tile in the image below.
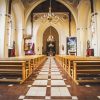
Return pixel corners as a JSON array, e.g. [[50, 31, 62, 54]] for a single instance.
[[39, 72, 49, 75], [72, 96, 78, 100], [51, 87, 71, 96], [20, 57, 72, 99], [41, 69, 49, 72], [51, 75, 63, 79], [36, 75, 48, 79], [26, 87, 46, 96], [27, 85, 32, 87], [51, 69, 59, 72], [66, 85, 71, 87], [51, 80, 66, 86], [18, 95, 25, 99], [47, 85, 51, 87], [51, 72, 61, 75], [32, 80, 48, 85], [45, 96, 51, 99]]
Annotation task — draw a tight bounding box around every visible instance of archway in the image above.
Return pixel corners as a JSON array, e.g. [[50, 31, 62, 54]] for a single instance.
[[25, 0, 77, 55], [43, 26, 59, 56], [25, 0, 77, 27]]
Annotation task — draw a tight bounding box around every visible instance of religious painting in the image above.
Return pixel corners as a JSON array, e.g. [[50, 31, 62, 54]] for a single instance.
[[67, 37, 77, 55], [24, 38, 35, 55]]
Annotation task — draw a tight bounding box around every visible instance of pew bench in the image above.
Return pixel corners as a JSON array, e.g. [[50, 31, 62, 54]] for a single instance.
[[0, 60, 29, 84], [21, 55, 47, 71], [0, 55, 46, 84], [55, 55, 100, 85], [73, 61, 100, 85]]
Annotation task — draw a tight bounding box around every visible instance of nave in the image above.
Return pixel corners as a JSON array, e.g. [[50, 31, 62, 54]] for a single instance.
[[0, 57, 100, 100]]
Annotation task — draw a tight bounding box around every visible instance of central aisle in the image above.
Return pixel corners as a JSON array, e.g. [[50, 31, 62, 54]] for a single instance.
[[19, 57, 77, 100]]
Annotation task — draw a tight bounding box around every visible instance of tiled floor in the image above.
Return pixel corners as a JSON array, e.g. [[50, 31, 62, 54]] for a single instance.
[[19, 57, 73, 99], [0, 57, 100, 100]]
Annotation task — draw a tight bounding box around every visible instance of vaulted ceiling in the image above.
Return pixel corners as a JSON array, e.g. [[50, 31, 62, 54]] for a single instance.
[[21, 0, 80, 13], [21, 0, 80, 5], [32, 0, 70, 13]]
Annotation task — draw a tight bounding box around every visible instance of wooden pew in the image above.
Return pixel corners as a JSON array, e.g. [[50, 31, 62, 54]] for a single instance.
[[6, 57, 32, 78], [0, 60, 28, 84], [55, 55, 100, 85], [73, 60, 100, 85], [12, 55, 46, 74], [21, 55, 47, 71], [67, 56, 100, 77], [55, 55, 76, 73], [0, 55, 46, 84]]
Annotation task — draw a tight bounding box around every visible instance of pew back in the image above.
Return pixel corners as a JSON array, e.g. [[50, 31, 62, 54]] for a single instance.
[[0, 55, 46, 84], [73, 61, 100, 84]]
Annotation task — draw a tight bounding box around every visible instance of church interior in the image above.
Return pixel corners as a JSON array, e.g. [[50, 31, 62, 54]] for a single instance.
[[0, 0, 100, 100]]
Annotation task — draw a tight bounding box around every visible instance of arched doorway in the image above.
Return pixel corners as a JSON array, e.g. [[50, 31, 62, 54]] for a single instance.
[[24, 0, 77, 55], [43, 26, 59, 56]]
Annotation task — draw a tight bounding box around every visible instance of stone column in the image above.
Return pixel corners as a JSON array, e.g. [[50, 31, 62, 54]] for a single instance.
[[94, 0, 100, 56], [77, 27, 87, 56]]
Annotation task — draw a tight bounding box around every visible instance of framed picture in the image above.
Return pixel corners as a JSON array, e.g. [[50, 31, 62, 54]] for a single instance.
[[67, 37, 77, 55], [24, 37, 35, 55]]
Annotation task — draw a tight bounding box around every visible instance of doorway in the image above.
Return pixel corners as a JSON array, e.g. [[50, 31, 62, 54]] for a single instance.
[[43, 26, 59, 55], [46, 41, 56, 56]]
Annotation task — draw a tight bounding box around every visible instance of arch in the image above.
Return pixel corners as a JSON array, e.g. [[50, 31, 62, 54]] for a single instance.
[[56, 0, 77, 27], [43, 26, 59, 55], [25, 0, 77, 27], [25, 0, 45, 26], [35, 23, 60, 54], [34, 20, 68, 55]]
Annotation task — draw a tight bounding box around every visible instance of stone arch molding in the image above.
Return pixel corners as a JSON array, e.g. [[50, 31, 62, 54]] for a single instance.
[[25, 0, 78, 27], [34, 21, 67, 54], [43, 26, 59, 55], [34, 23, 59, 54]]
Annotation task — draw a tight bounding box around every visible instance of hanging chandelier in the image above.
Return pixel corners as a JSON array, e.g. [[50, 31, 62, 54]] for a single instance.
[[47, 26, 54, 47], [47, 0, 55, 22], [41, 0, 60, 23], [47, 26, 54, 42], [33, 0, 68, 24]]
